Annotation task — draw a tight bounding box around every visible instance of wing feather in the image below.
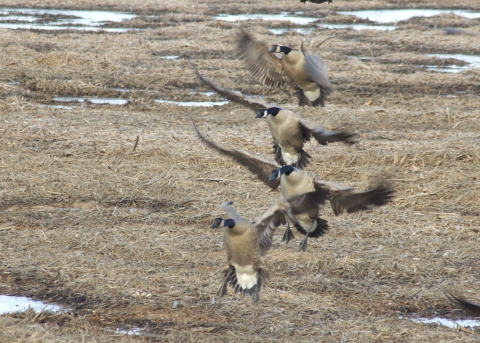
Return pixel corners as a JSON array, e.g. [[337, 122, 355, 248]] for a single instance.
[[191, 115, 280, 190], [446, 293, 480, 315], [191, 62, 270, 113], [238, 28, 292, 89], [299, 119, 357, 146], [314, 178, 395, 216], [301, 43, 333, 104]]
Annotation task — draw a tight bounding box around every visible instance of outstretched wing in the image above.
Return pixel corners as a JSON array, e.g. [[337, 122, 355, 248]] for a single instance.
[[252, 201, 288, 255], [299, 119, 357, 146], [314, 178, 395, 216], [191, 63, 271, 113], [191, 115, 281, 190], [253, 189, 329, 254], [446, 293, 480, 315], [238, 27, 292, 89], [301, 43, 333, 105]]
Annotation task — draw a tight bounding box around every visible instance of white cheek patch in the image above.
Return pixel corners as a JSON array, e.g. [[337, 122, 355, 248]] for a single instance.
[[264, 110, 268, 118], [281, 150, 301, 165], [304, 88, 320, 102]]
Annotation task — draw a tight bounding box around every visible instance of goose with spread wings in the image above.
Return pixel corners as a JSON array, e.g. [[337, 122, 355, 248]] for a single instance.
[[191, 64, 355, 169], [192, 116, 395, 251], [211, 191, 328, 302], [237, 27, 332, 107]]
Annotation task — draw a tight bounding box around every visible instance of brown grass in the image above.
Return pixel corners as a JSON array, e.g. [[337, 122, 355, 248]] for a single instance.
[[1, 0, 479, 342]]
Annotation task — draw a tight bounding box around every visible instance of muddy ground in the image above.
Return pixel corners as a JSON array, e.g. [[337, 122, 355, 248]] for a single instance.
[[0, 0, 479, 342]]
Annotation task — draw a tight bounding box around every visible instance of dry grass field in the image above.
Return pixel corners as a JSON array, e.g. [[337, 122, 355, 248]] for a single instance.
[[1, 0, 479, 342]]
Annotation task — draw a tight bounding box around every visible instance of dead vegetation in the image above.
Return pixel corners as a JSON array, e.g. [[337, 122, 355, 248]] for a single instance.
[[0, 0, 479, 342]]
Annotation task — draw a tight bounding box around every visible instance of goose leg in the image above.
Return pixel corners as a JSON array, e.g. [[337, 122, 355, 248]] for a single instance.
[[299, 234, 309, 252], [294, 84, 308, 107], [282, 223, 295, 243], [299, 222, 315, 252]]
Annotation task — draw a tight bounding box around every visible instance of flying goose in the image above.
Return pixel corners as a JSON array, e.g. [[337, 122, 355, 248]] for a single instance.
[[191, 65, 355, 168], [446, 293, 480, 315], [192, 117, 395, 251], [256, 106, 356, 168], [269, 165, 394, 250], [237, 27, 332, 107], [211, 192, 328, 302]]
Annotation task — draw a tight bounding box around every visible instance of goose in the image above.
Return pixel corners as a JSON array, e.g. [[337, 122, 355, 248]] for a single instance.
[[191, 64, 355, 169], [192, 116, 395, 251], [237, 27, 332, 107], [256, 106, 355, 168], [268, 165, 394, 250], [211, 191, 328, 302], [446, 293, 480, 315]]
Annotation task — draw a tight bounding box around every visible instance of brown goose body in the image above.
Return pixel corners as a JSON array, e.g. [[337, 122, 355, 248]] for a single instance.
[[280, 168, 317, 231], [224, 220, 263, 293], [211, 216, 266, 302], [224, 221, 261, 267], [265, 109, 304, 166], [281, 50, 321, 102]]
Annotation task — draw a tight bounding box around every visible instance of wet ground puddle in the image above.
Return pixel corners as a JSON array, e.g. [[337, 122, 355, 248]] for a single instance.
[[160, 55, 180, 60], [52, 97, 128, 105], [155, 99, 229, 107], [217, 9, 480, 33], [425, 54, 480, 73], [0, 8, 136, 31], [400, 315, 480, 329], [0, 295, 61, 314], [338, 9, 480, 23], [215, 12, 393, 31], [213, 12, 318, 25], [319, 23, 396, 31], [0, 294, 144, 336]]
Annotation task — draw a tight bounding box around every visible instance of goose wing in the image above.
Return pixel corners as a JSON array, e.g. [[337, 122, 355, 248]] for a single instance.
[[299, 119, 357, 146], [253, 189, 328, 254], [191, 63, 271, 113], [301, 43, 333, 99], [314, 177, 395, 216], [446, 293, 480, 315], [219, 201, 244, 222], [191, 115, 281, 190], [238, 28, 293, 89]]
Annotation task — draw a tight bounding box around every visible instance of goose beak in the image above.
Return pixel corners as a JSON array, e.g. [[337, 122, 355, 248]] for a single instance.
[[268, 169, 280, 181], [210, 218, 223, 229], [255, 109, 266, 119]]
